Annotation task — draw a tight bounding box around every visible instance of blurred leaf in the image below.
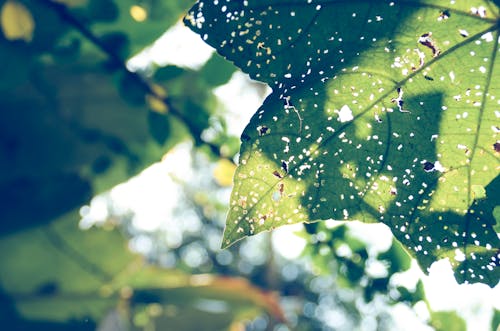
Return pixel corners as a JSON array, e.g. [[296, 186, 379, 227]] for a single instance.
[[92, 155, 113, 174], [52, 36, 81, 61], [24, 0, 68, 52], [0, 38, 32, 89], [0, 60, 187, 233], [147, 111, 170, 145], [182, 100, 211, 138], [153, 65, 186, 82], [201, 53, 237, 87], [86, 0, 118, 23], [378, 239, 412, 274], [100, 31, 129, 60], [492, 309, 500, 331], [0, 174, 92, 235], [117, 71, 147, 106], [213, 159, 236, 187], [397, 280, 426, 305], [430, 311, 466, 331], [218, 136, 242, 158], [0, 212, 133, 322], [0, 0, 34, 42], [187, 0, 500, 286], [0, 212, 285, 329]]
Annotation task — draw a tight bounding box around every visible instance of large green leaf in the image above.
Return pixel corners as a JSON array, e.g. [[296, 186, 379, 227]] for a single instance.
[[185, 1, 500, 286]]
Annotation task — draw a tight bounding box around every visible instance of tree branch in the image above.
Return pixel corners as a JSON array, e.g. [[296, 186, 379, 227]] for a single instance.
[[38, 0, 232, 162]]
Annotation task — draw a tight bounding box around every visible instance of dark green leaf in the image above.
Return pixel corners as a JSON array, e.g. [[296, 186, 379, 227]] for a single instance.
[[148, 111, 171, 145], [201, 53, 237, 87], [0, 174, 91, 236], [100, 31, 130, 60], [153, 65, 187, 82], [182, 100, 211, 139], [91, 155, 113, 174], [0, 38, 31, 89], [86, 0, 119, 22], [52, 37, 81, 62], [117, 72, 147, 106]]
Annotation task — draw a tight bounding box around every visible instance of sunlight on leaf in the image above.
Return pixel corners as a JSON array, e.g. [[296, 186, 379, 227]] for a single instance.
[[185, 0, 500, 286]]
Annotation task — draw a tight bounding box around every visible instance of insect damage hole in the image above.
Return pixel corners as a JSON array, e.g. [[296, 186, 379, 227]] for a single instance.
[[418, 32, 440, 57], [257, 125, 270, 136], [281, 160, 288, 173], [423, 161, 435, 172], [272, 183, 285, 202], [437, 10, 450, 21], [391, 87, 411, 113]]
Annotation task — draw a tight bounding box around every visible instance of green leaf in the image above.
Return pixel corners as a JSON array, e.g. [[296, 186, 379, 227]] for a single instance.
[[378, 239, 412, 274], [117, 71, 148, 106], [148, 111, 171, 145], [153, 65, 187, 82], [86, 0, 119, 22], [0, 36, 32, 89], [201, 53, 237, 87], [0, 174, 91, 235], [99, 31, 130, 60], [492, 309, 500, 331], [185, 1, 500, 286], [430, 311, 466, 331], [0, 212, 134, 323]]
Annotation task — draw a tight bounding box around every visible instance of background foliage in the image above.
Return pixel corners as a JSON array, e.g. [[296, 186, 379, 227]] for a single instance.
[[0, 0, 497, 330]]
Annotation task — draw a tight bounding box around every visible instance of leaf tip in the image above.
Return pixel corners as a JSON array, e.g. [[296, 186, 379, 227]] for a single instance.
[[220, 222, 249, 249], [220, 231, 245, 249]]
